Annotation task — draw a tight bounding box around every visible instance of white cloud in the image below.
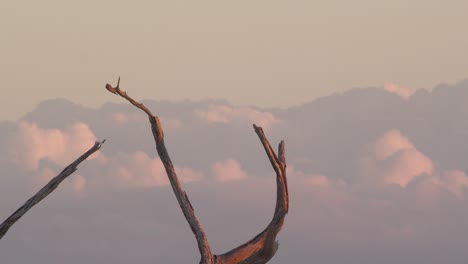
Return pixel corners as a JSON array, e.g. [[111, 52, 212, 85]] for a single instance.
[[108, 151, 202, 188], [195, 104, 281, 129], [361, 130, 468, 199], [9, 121, 100, 171], [362, 130, 433, 187], [372, 130, 414, 160], [176, 167, 204, 183], [111, 112, 141, 124], [211, 158, 248, 182], [287, 166, 332, 187], [112, 112, 183, 130], [71, 174, 87, 193], [384, 83, 413, 99], [162, 117, 184, 130], [434, 170, 468, 199]]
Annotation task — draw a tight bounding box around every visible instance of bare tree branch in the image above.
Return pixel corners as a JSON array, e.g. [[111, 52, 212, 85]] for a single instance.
[[0, 140, 105, 240], [214, 127, 288, 264], [105, 78, 288, 264], [105, 79, 214, 263]]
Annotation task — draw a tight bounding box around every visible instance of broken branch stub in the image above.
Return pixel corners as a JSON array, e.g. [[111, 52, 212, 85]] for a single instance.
[[105, 78, 288, 264]]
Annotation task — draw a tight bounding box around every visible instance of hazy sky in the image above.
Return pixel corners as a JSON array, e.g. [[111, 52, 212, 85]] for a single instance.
[[2, 0, 468, 121]]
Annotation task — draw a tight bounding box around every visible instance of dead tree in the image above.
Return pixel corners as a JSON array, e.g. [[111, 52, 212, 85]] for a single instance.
[[0, 140, 105, 240], [105, 78, 289, 264]]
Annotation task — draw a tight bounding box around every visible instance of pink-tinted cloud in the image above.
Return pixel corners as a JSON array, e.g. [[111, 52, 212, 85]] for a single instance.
[[362, 130, 433, 187], [195, 104, 281, 129], [108, 151, 202, 188], [71, 174, 87, 193], [383, 149, 434, 187], [372, 130, 414, 160], [111, 112, 140, 124], [9, 121, 100, 171], [384, 83, 413, 99], [211, 158, 248, 182], [287, 166, 332, 187], [176, 167, 204, 183], [362, 130, 468, 199], [436, 170, 468, 199], [112, 112, 183, 130]]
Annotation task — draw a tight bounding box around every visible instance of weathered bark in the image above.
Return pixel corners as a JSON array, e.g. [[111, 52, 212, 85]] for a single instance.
[[105, 78, 288, 264], [0, 140, 105, 240]]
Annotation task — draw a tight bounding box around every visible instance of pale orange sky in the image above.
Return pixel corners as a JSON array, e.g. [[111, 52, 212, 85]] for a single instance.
[[1, 0, 468, 121]]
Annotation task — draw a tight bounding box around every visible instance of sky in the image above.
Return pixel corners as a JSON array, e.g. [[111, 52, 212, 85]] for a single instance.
[[1, 82, 468, 263], [2, 1, 468, 263], [1, 0, 468, 121]]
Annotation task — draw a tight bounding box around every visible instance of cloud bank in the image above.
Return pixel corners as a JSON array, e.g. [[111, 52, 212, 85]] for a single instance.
[[2, 80, 468, 263]]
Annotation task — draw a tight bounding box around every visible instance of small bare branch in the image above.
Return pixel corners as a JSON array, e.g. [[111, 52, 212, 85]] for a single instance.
[[0, 140, 105, 240]]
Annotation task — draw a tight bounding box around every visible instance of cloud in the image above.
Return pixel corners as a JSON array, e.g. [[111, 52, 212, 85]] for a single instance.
[[111, 112, 142, 124], [362, 130, 468, 199], [108, 151, 202, 188], [434, 170, 468, 199], [287, 166, 332, 187], [112, 112, 183, 130], [195, 104, 281, 129], [384, 83, 412, 99], [71, 174, 87, 193], [362, 130, 433, 187], [8, 121, 100, 171], [361, 130, 468, 200], [176, 167, 204, 183], [4, 82, 468, 263], [372, 130, 415, 160], [211, 158, 248, 182]]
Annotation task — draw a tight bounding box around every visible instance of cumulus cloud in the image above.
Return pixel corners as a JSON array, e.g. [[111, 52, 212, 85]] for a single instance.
[[8, 121, 100, 171], [211, 158, 248, 182], [434, 170, 468, 199], [372, 130, 415, 160], [287, 166, 332, 187], [71, 174, 87, 193], [112, 112, 183, 130], [111, 112, 142, 124], [384, 83, 413, 99], [362, 130, 433, 187], [361, 130, 468, 199], [4, 83, 468, 263], [108, 151, 202, 188], [195, 104, 281, 129]]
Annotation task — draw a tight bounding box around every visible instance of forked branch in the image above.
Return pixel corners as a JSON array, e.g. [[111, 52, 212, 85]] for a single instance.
[[0, 140, 105, 240], [105, 79, 288, 264]]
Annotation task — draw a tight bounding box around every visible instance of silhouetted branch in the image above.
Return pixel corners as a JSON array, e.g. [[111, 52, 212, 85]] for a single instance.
[[105, 78, 288, 264], [214, 127, 288, 264], [0, 140, 105, 240], [105, 79, 214, 263]]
